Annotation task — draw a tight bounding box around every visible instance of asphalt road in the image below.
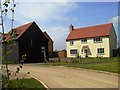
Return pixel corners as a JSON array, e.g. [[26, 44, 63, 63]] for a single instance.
[[7, 64, 118, 88]]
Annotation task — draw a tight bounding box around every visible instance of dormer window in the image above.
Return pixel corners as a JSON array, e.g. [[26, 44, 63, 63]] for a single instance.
[[81, 38, 87, 43], [94, 37, 102, 43], [70, 41, 74, 45]]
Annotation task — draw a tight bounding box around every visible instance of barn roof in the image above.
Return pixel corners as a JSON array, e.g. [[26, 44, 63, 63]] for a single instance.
[[4, 22, 33, 42]]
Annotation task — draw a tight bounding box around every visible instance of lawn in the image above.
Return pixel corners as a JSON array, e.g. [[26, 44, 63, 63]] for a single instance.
[[42, 57, 120, 73], [2, 75, 46, 89]]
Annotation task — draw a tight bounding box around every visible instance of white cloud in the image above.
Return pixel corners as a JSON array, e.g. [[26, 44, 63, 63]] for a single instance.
[[43, 26, 69, 50], [13, 2, 78, 50], [109, 16, 119, 35], [14, 2, 78, 24], [16, 0, 120, 2], [16, 0, 71, 2], [109, 16, 120, 47], [110, 16, 120, 27], [3, 2, 78, 50]]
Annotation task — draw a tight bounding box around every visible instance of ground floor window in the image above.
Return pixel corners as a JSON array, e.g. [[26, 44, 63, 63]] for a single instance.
[[70, 49, 77, 54], [97, 48, 104, 54]]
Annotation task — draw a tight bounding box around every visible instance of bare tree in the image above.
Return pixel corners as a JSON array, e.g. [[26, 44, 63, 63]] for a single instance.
[[0, 0, 16, 80]]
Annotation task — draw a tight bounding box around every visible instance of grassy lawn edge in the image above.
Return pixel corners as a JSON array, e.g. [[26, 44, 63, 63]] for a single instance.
[[42, 57, 120, 74], [2, 76, 46, 89]]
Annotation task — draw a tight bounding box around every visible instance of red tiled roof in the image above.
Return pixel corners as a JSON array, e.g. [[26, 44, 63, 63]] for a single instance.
[[4, 22, 34, 42], [14, 22, 34, 40], [66, 23, 113, 41]]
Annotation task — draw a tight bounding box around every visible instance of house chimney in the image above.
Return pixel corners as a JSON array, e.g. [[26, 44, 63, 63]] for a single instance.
[[69, 24, 74, 32]]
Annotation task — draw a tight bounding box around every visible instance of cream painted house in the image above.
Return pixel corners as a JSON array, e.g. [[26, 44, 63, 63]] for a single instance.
[[66, 23, 117, 58]]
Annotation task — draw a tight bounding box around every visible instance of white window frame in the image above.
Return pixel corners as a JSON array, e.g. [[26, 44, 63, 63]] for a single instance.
[[94, 37, 102, 43], [81, 38, 87, 43], [70, 49, 77, 55], [97, 48, 104, 54], [70, 41, 74, 46]]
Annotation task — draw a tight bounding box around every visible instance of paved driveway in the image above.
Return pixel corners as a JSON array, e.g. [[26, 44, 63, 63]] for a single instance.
[[8, 64, 118, 88]]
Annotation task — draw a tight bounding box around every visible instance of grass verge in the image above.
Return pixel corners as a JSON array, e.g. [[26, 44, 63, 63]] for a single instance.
[[42, 57, 120, 73], [2, 75, 46, 89]]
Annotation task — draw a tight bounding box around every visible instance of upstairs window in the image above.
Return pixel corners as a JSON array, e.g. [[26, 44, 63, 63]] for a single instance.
[[70, 49, 77, 54], [70, 41, 74, 45], [97, 48, 104, 54], [81, 38, 87, 43], [94, 37, 102, 43]]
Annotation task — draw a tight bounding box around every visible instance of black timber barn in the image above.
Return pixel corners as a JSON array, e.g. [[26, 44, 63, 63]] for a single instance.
[[3, 22, 49, 63]]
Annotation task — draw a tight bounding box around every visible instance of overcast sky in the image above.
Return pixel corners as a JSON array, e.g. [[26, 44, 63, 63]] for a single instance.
[[1, 0, 120, 50]]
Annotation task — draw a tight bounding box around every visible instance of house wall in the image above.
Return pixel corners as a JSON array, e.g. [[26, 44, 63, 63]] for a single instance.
[[109, 26, 117, 57], [3, 41, 19, 63], [66, 36, 110, 58]]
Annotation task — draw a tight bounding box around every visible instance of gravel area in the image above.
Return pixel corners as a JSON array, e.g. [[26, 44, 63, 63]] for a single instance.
[[3, 64, 119, 88]]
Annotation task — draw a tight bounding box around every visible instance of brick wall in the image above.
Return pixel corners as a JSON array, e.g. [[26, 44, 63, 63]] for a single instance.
[[58, 50, 67, 58]]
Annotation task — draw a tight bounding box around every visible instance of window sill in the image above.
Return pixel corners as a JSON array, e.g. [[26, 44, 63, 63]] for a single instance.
[[81, 42, 87, 44], [94, 41, 103, 43], [97, 53, 105, 55], [70, 54, 77, 55]]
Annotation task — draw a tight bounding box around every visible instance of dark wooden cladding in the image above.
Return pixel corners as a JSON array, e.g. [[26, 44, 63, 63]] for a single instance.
[[18, 22, 49, 63]]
